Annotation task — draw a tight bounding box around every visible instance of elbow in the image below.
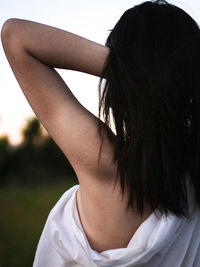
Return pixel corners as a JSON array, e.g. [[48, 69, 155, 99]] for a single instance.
[[1, 18, 22, 48], [1, 19, 17, 40]]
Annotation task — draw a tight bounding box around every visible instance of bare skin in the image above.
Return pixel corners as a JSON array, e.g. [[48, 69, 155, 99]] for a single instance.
[[1, 19, 153, 252]]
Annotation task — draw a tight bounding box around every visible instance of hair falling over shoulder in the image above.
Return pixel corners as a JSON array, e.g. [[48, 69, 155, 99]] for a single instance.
[[98, 0, 200, 218]]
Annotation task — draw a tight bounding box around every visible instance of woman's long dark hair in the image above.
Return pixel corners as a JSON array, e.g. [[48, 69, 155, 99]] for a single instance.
[[98, 0, 200, 217]]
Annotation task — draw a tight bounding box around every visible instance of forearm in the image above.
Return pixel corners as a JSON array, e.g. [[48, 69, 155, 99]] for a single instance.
[[1, 18, 109, 76]]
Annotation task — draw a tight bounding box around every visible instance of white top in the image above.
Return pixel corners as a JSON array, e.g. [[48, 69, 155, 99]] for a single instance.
[[33, 182, 200, 267]]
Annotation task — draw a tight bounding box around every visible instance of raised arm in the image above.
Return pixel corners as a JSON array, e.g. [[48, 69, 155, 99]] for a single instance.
[[1, 19, 116, 186]]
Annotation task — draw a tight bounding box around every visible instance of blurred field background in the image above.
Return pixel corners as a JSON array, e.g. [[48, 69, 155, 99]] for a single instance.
[[0, 117, 78, 266]]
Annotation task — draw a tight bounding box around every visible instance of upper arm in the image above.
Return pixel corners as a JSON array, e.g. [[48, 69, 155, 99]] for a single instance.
[[47, 85, 117, 181]]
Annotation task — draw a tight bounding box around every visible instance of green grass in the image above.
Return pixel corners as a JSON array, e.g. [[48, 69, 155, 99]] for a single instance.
[[0, 179, 78, 267]]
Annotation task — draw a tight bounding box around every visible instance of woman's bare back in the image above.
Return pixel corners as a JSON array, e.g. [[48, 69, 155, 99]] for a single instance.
[[76, 177, 153, 252]]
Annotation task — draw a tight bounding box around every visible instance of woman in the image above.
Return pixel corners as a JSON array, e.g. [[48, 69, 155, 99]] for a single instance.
[[1, 0, 200, 266]]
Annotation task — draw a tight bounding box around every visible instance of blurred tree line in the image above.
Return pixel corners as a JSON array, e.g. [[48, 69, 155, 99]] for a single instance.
[[0, 117, 77, 185]]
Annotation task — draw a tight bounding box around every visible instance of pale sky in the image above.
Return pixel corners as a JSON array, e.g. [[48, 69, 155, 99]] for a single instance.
[[1, 0, 200, 145]]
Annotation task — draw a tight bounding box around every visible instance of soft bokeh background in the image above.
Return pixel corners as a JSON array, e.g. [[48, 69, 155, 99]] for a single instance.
[[1, 0, 200, 266]]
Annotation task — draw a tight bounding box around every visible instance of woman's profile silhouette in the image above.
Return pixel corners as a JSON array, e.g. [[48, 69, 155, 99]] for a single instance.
[[1, 0, 200, 266]]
